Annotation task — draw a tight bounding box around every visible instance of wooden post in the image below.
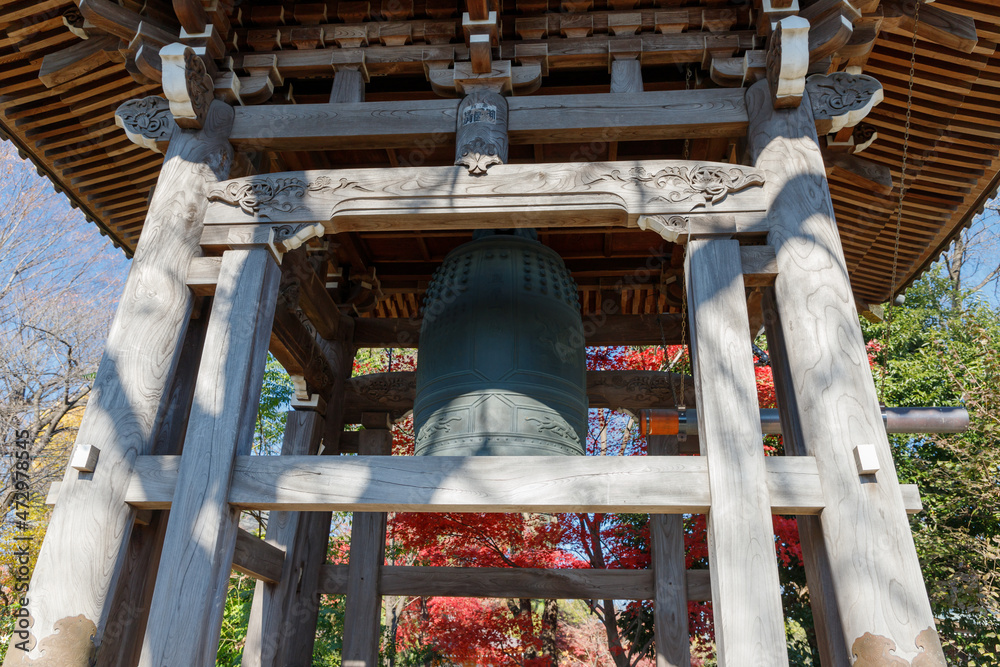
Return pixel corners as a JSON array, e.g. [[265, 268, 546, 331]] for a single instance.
[[330, 68, 365, 104], [95, 311, 211, 667], [685, 238, 789, 666], [243, 411, 325, 667], [139, 245, 281, 667], [760, 289, 847, 666], [2, 101, 234, 667], [341, 413, 393, 667], [746, 78, 945, 663], [648, 435, 690, 667]]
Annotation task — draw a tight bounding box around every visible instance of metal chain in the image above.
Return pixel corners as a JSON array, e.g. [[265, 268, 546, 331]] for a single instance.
[[676, 64, 694, 407], [882, 1, 919, 402], [682, 65, 693, 161]]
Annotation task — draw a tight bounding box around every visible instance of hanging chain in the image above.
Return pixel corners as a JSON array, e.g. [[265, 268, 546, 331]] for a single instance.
[[881, 1, 919, 402], [682, 65, 693, 161]]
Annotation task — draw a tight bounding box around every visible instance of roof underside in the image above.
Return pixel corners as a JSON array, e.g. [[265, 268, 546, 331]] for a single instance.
[[2, 0, 998, 320]]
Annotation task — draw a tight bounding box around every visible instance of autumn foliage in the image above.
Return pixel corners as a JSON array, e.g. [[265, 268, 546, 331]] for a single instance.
[[350, 344, 805, 665]]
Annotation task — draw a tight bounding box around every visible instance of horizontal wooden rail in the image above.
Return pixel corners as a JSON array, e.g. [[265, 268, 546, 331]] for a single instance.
[[318, 564, 713, 601], [232, 528, 285, 584], [228, 89, 749, 152], [120, 454, 921, 514]]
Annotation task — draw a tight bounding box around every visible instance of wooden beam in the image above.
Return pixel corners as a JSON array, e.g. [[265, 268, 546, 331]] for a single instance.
[[127, 454, 829, 514], [353, 313, 685, 348], [140, 246, 281, 667], [5, 101, 234, 665], [228, 88, 750, 151], [747, 77, 945, 663], [203, 162, 768, 233], [341, 370, 695, 422], [233, 529, 286, 585], [317, 564, 712, 600], [686, 237, 789, 665]]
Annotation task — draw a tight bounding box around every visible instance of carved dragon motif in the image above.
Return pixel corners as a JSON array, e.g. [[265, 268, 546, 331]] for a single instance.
[[594, 165, 765, 208], [208, 176, 373, 217]]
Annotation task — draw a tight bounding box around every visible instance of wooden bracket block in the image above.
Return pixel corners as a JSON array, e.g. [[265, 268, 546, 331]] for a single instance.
[[756, 0, 800, 35], [422, 46, 456, 79], [766, 15, 810, 108], [560, 14, 594, 38], [430, 60, 542, 96], [655, 10, 689, 33], [608, 12, 642, 36], [381, 0, 415, 20], [242, 53, 283, 87], [331, 50, 370, 81], [515, 42, 549, 75], [329, 24, 369, 48], [515, 16, 548, 40], [180, 24, 226, 59], [379, 22, 413, 46], [609, 37, 642, 67], [290, 26, 325, 49], [70, 443, 101, 473], [561, 0, 593, 12], [293, 3, 328, 24]]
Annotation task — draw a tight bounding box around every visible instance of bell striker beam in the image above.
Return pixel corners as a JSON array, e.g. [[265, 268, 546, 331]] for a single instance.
[[1, 98, 234, 666], [746, 76, 946, 663], [139, 244, 281, 667], [685, 237, 789, 667]]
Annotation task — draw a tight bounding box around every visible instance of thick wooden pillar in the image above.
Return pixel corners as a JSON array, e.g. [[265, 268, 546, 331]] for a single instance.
[[648, 435, 690, 667], [2, 101, 234, 667], [95, 310, 210, 667], [341, 413, 393, 667], [761, 289, 847, 666], [138, 245, 281, 667], [746, 78, 944, 663], [685, 238, 789, 666]]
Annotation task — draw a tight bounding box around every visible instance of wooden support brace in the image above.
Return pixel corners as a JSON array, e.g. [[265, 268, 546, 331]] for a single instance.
[[139, 246, 281, 667]]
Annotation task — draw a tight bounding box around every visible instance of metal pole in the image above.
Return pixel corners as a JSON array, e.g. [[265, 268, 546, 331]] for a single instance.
[[639, 407, 970, 437]]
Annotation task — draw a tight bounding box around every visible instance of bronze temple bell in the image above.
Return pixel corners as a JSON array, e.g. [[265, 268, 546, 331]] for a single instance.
[[414, 229, 588, 456]]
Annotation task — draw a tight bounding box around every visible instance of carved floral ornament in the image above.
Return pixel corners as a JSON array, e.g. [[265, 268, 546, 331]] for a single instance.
[[807, 72, 885, 134], [114, 96, 175, 153]]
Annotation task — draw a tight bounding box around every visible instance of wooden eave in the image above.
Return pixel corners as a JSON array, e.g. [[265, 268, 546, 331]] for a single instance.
[[1, 0, 998, 309]]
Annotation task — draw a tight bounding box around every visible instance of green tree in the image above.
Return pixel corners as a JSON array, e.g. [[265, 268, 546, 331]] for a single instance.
[[864, 264, 1000, 664]]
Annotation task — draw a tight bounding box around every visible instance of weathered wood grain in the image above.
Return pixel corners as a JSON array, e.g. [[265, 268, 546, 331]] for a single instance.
[[95, 315, 209, 667], [243, 413, 325, 667], [138, 246, 280, 667], [648, 436, 690, 667], [228, 88, 749, 151], [747, 78, 944, 663], [686, 237, 788, 666], [761, 288, 849, 667], [126, 455, 828, 514], [2, 101, 234, 667]]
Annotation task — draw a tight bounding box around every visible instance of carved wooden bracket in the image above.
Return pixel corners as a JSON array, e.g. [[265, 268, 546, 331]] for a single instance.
[[851, 627, 946, 666], [807, 72, 883, 134], [161, 43, 216, 129], [765, 16, 810, 109], [455, 90, 509, 174], [115, 96, 176, 153], [429, 60, 542, 97]]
